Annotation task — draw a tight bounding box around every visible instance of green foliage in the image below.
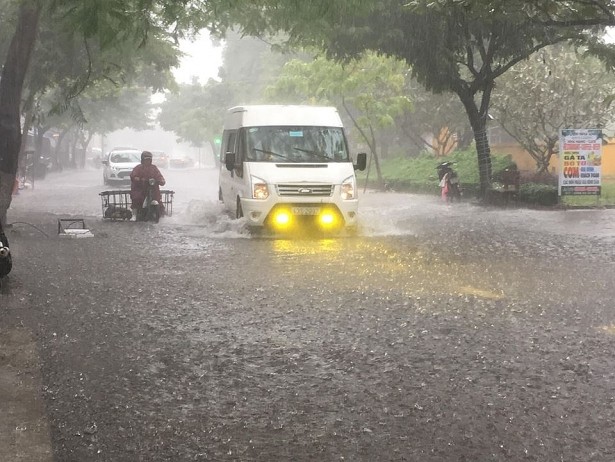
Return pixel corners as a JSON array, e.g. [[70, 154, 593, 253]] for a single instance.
[[406, 1, 615, 28], [358, 149, 516, 194], [78, 83, 154, 134], [358, 147, 615, 207], [158, 79, 235, 147], [266, 50, 411, 175], [220, 30, 297, 104], [561, 180, 615, 206], [0, 1, 19, 61], [492, 44, 615, 173], [266, 52, 411, 121], [518, 183, 559, 206], [398, 79, 470, 155], [215, 0, 615, 197]]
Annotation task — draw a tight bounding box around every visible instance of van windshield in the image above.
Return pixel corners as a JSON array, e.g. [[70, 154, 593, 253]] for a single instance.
[[243, 126, 349, 163]]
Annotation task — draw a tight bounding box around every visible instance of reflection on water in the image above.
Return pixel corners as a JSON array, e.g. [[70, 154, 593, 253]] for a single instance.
[[266, 236, 510, 303], [272, 238, 342, 256]]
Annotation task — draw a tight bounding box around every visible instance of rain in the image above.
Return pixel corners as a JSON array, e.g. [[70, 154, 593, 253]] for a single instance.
[[2, 2, 615, 462]]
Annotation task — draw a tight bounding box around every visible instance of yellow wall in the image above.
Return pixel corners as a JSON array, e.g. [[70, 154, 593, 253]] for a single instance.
[[493, 142, 615, 178], [601, 144, 615, 178]]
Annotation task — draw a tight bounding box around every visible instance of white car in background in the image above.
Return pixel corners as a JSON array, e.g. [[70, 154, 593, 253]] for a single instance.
[[102, 148, 141, 185]]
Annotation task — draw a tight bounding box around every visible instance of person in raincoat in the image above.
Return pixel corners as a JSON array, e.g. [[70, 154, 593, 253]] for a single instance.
[[436, 161, 461, 202], [130, 151, 166, 218], [439, 172, 450, 201]]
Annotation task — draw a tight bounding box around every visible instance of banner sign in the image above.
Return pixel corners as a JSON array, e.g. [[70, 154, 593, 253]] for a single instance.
[[559, 129, 602, 196]]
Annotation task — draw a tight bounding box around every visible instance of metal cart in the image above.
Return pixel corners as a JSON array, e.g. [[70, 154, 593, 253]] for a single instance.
[[99, 190, 175, 221]]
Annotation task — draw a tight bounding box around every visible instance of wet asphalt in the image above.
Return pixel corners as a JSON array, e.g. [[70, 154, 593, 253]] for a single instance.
[[1, 168, 615, 461]]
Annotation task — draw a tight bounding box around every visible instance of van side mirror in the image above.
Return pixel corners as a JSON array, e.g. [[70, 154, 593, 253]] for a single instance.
[[224, 152, 235, 171], [102, 160, 109, 166], [354, 152, 367, 171]]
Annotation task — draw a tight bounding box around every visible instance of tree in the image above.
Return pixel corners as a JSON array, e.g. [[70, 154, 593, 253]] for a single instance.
[[157, 31, 299, 156], [158, 78, 235, 151], [0, 0, 202, 224], [220, 29, 296, 103], [207, 0, 615, 199], [265, 52, 412, 189], [322, 1, 611, 198], [55, 84, 154, 168], [491, 44, 615, 174], [0, 0, 41, 225], [410, 1, 615, 27], [398, 79, 470, 156], [18, 7, 174, 170]]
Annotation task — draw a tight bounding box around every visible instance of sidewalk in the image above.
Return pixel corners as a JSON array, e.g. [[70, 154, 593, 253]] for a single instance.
[[0, 318, 53, 462], [0, 211, 82, 462]]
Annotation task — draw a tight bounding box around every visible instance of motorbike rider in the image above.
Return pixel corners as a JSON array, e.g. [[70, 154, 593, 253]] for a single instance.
[[437, 161, 461, 202], [130, 151, 166, 219]]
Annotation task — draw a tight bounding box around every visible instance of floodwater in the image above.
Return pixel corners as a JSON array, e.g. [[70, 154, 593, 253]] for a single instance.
[[4, 165, 615, 462], [8, 165, 615, 240]]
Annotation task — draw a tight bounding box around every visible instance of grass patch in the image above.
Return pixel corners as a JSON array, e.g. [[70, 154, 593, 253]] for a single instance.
[[357, 149, 517, 196], [356, 152, 615, 207], [560, 179, 615, 207]]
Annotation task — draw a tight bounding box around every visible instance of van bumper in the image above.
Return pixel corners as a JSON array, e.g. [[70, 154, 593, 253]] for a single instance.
[[241, 196, 359, 230]]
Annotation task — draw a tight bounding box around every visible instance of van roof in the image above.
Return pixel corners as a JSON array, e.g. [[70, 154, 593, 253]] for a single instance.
[[225, 105, 343, 129]]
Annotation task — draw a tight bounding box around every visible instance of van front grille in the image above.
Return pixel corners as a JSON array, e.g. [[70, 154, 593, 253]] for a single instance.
[[276, 184, 334, 197]]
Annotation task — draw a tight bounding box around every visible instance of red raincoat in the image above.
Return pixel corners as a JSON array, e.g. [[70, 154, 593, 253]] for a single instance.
[[130, 163, 166, 209]]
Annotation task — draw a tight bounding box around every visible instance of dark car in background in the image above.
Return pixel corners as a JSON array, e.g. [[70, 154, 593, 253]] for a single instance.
[[169, 155, 194, 169], [150, 150, 170, 169]]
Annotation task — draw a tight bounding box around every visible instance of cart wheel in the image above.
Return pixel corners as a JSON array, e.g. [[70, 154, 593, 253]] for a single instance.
[[152, 205, 160, 223], [147, 204, 160, 223]]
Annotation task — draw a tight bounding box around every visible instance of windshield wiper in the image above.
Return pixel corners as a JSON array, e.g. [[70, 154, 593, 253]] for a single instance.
[[253, 148, 299, 162], [293, 147, 333, 161]]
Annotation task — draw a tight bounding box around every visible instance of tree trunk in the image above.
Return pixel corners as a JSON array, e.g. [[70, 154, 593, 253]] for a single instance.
[[369, 125, 385, 190], [457, 126, 475, 151], [19, 109, 34, 177], [474, 125, 492, 198], [341, 99, 385, 190], [0, 0, 41, 226], [457, 86, 493, 200], [82, 132, 94, 168], [54, 127, 72, 171]]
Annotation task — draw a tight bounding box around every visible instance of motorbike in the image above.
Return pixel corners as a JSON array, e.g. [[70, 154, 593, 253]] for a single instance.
[[0, 228, 12, 278], [136, 178, 161, 223], [436, 161, 462, 202]]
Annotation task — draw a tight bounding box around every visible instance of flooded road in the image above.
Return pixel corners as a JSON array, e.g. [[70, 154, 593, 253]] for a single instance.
[[2, 167, 615, 461], [9, 166, 615, 239]]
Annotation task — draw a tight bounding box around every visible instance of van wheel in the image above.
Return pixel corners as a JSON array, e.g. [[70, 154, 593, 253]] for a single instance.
[[236, 198, 243, 219]]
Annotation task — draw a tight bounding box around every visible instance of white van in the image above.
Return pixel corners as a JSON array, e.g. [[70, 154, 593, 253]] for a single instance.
[[218, 105, 367, 233]]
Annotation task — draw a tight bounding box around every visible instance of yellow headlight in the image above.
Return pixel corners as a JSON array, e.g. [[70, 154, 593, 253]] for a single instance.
[[273, 210, 291, 227], [319, 212, 336, 227]]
